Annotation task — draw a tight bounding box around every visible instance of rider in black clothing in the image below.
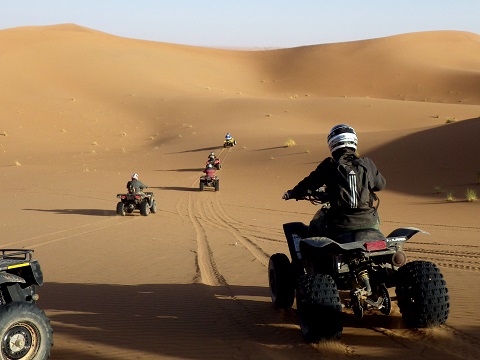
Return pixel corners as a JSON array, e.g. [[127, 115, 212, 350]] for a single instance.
[[127, 173, 148, 194], [283, 124, 385, 237]]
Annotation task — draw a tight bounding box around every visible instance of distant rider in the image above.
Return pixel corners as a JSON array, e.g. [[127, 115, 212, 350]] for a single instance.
[[283, 124, 386, 238], [127, 173, 148, 194], [225, 133, 233, 142], [208, 152, 216, 162]]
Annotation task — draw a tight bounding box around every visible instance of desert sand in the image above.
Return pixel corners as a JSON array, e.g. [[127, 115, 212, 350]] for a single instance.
[[0, 24, 479, 359]]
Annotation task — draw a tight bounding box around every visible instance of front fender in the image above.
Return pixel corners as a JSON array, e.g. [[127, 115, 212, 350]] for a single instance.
[[0, 272, 26, 285]]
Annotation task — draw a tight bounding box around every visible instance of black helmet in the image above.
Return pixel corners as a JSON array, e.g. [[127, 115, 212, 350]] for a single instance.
[[327, 124, 357, 153]]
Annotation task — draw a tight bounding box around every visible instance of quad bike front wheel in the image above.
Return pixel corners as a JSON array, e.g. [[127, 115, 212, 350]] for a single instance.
[[395, 260, 449, 328], [116, 202, 125, 216], [0, 302, 53, 360], [140, 201, 150, 216], [268, 253, 294, 309], [296, 274, 343, 342]]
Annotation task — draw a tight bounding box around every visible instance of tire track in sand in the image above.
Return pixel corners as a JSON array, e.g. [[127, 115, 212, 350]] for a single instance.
[[184, 179, 227, 286], [3, 216, 139, 249], [405, 243, 480, 272], [199, 198, 270, 267]]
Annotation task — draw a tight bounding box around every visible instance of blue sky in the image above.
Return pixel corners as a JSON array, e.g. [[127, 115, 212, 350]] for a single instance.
[[1, 0, 479, 47]]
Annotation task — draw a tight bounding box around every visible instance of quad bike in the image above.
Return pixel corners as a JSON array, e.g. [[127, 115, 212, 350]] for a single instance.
[[206, 158, 221, 170], [268, 189, 450, 343], [223, 138, 236, 148], [0, 249, 53, 359], [116, 191, 156, 216], [199, 175, 219, 192]]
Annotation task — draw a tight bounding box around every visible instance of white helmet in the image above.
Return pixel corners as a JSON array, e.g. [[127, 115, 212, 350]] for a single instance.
[[207, 164, 213, 168], [327, 124, 357, 153], [131, 173, 139, 180]]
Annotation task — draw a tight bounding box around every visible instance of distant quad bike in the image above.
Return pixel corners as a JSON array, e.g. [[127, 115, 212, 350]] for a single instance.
[[199, 175, 219, 192], [223, 138, 236, 148], [0, 249, 53, 359], [268, 189, 449, 343], [116, 191, 156, 216], [206, 158, 221, 170]]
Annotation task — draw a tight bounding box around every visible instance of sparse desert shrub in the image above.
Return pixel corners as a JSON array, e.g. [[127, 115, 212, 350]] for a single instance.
[[465, 188, 478, 202], [445, 192, 455, 202], [1, 132, 7, 136], [91, 141, 98, 145], [434, 185, 444, 194], [445, 117, 456, 124], [14, 161, 21, 167], [284, 139, 296, 147]]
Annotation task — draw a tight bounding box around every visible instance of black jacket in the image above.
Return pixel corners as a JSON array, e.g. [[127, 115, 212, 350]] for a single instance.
[[127, 179, 147, 193], [290, 150, 385, 230]]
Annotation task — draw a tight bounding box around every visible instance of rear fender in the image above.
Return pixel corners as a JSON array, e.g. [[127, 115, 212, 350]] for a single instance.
[[386, 227, 429, 242]]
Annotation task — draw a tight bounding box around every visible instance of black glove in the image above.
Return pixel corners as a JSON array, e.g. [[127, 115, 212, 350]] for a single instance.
[[282, 190, 293, 200]]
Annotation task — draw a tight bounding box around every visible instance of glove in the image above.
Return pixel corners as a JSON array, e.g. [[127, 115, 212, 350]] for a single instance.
[[282, 190, 293, 200]]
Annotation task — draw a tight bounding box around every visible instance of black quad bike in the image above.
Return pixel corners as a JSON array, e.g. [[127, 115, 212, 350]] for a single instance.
[[0, 249, 53, 359], [199, 175, 219, 192], [268, 190, 450, 343], [116, 191, 156, 216]]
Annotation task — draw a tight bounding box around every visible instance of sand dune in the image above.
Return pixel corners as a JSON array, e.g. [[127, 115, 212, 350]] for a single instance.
[[0, 24, 479, 359]]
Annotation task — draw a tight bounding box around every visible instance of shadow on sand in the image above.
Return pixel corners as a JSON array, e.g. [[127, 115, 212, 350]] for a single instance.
[[156, 168, 205, 172], [152, 186, 198, 192], [23, 208, 115, 216], [167, 145, 222, 154], [38, 281, 465, 360]]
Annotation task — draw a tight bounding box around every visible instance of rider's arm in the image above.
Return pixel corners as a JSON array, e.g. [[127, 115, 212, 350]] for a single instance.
[[364, 157, 386, 192], [289, 157, 332, 198]]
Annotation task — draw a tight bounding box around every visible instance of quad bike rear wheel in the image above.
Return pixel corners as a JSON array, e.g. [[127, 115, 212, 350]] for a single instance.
[[150, 199, 157, 214], [296, 274, 343, 342], [0, 302, 53, 360], [116, 202, 125, 216], [268, 253, 294, 309], [199, 181, 204, 191], [140, 201, 150, 216], [214, 179, 220, 192], [395, 260, 449, 328]]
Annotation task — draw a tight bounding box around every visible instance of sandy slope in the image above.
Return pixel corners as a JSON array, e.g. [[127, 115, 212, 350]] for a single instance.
[[0, 24, 479, 359]]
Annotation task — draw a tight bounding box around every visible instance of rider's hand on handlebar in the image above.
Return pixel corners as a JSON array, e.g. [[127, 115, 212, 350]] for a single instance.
[[282, 190, 293, 200]]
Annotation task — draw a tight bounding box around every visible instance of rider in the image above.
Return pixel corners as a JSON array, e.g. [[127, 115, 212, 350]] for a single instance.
[[225, 132, 233, 142], [208, 152, 216, 163], [127, 173, 148, 194], [203, 163, 216, 178], [283, 124, 386, 238]]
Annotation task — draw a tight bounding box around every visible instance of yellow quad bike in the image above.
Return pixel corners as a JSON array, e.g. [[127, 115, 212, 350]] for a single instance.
[[223, 138, 237, 148], [0, 249, 53, 359]]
